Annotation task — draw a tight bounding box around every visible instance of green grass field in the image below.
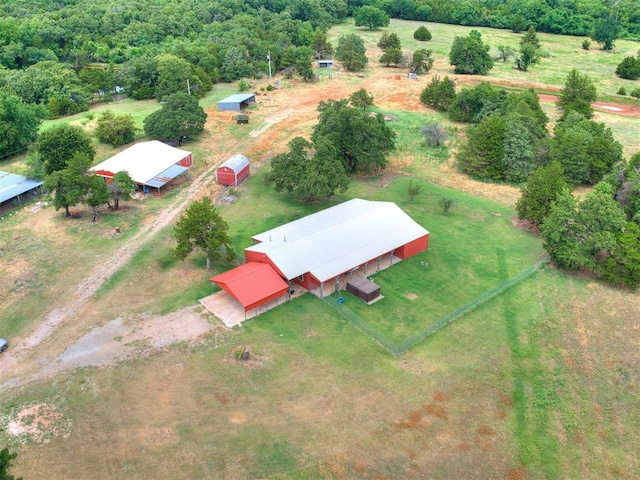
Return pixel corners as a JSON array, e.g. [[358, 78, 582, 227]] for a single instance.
[[2, 18, 640, 480]]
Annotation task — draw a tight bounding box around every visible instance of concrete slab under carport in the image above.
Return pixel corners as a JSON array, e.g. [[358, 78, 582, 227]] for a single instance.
[[200, 286, 307, 328]]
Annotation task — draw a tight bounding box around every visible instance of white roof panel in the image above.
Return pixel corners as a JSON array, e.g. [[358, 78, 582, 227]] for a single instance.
[[90, 141, 191, 185], [0, 171, 43, 204], [220, 154, 249, 173], [246, 199, 429, 282]]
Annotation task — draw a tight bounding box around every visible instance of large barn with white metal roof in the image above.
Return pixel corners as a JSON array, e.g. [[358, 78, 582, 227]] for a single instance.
[[211, 199, 429, 315], [90, 141, 192, 192]]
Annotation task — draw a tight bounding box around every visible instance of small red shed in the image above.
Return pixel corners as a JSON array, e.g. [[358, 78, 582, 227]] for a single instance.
[[217, 154, 250, 187]]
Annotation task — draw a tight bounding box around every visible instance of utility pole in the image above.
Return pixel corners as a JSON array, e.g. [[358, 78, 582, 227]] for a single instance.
[[267, 51, 272, 84]]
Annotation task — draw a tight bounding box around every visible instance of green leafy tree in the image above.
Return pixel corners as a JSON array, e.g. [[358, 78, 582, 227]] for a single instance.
[[349, 88, 374, 110], [420, 75, 456, 112], [540, 188, 585, 269], [615, 56, 640, 80], [155, 53, 210, 101], [335, 34, 368, 72], [496, 45, 515, 62], [551, 113, 623, 185], [449, 30, 494, 75], [35, 124, 95, 175], [143, 92, 206, 141], [601, 222, 640, 288], [379, 46, 403, 67], [311, 29, 334, 60], [108, 170, 137, 211], [516, 43, 541, 71], [409, 49, 434, 74], [94, 110, 137, 147], [592, 15, 620, 50], [0, 446, 22, 480], [117, 54, 159, 100], [312, 99, 395, 174], [0, 91, 45, 159], [541, 184, 626, 270], [510, 14, 527, 33], [447, 82, 504, 123], [44, 153, 91, 217], [173, 196, 233, 270], [354, 6, 390, 30], [456, 115, 507, 180], [86, 174, 111, 221], [270, 137, 349, 202], [520, 26, 541, 50], [377, 32, 401, 50], [413, 26, 432, 41], [516, 161, 568, 224], [557, 69, 597, 119]]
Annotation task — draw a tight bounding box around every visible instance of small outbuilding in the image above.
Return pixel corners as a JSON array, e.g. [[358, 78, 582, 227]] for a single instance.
[[318, 60, 334, 68], [0, 171, 43, 207], [217, 93, 256, 111], [217, 154, 250, 187], [346, 277, 381, 303]]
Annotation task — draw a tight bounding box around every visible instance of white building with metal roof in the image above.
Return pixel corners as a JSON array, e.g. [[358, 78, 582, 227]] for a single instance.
[[90, 141, 192, 192], [245, 199, 429, 293]]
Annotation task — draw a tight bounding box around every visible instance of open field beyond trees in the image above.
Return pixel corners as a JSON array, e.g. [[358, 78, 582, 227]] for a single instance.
[[1, 18, 640, 479]]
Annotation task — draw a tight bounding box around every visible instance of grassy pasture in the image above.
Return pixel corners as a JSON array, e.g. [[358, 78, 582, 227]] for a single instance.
[[331, 19, 640, 98], [2, 18, 640, 480]]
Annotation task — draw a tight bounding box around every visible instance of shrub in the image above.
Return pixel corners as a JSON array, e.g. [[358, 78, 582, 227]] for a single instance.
[[631, 88, 640, 99], [582, 39, 591, 50], [414, 26, 432, 41], [238, 79, 251, 91], [617, 86, 627, 96], [615, 56, 640, 80]]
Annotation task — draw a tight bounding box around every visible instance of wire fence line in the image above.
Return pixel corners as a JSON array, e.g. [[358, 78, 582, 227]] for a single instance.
[[323, 258, 550, 356]]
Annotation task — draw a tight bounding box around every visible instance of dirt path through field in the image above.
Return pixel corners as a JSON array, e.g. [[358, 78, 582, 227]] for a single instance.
[[0, 137, 245, 388]]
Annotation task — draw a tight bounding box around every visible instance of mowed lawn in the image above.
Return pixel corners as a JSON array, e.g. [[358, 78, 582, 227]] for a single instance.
[[336, 177, 545, 344]]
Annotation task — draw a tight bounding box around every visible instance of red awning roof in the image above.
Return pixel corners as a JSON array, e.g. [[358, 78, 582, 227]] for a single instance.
[[211, 262, 289, 312]]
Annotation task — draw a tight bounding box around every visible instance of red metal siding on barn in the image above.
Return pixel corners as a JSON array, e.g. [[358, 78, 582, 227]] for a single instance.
[[178, 154, 193, 167], [395, 234, 429, 260], [217, 164, 250, 186]]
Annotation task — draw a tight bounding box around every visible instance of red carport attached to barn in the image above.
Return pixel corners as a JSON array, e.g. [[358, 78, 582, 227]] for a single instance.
[[210, 262, 288, 312], [217, 154, 250, 187]]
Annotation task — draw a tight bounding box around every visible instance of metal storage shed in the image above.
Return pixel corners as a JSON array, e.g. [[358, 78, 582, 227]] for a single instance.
[[317, 60, 334, 68], [217, 93, 256, 111], [217, 154, 250, 187], [0, 171, 43, 206]]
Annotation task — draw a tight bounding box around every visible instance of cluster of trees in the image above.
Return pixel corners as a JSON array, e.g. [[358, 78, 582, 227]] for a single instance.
[[377, 31, 433, 74], [517, 162, 640, 288], [420, 69, 621, 186], [342, 0, 639, 40], [270, 92, 395, 201], [0, 0, 350, 124], [26, 124, 136, 218]]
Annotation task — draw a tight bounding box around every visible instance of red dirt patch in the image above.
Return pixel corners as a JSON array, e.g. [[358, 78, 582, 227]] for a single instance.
[[432, 391, 449, 402], [423, 402, 449, 420], [538, 94, 640, 117]]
